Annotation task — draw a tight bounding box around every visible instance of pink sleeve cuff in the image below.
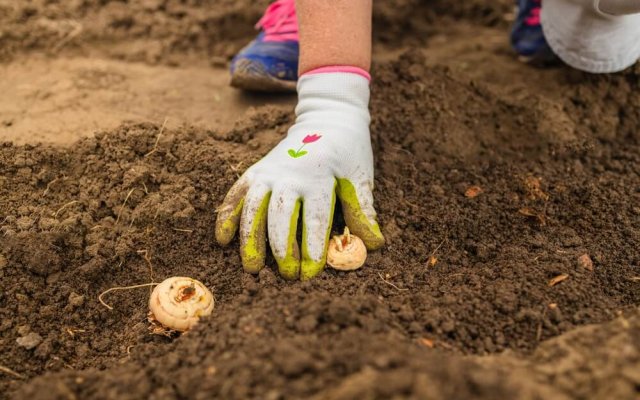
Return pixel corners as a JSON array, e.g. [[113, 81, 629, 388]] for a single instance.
[[300, 66, 371, 82]]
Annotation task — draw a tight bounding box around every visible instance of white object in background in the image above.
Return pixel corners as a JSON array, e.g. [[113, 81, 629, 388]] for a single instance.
[[541, 0, 640, 73], [596, 0, 640, 15]]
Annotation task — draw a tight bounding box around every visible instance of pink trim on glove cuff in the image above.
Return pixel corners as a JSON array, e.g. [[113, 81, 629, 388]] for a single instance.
[[301, 66, 371, 82]]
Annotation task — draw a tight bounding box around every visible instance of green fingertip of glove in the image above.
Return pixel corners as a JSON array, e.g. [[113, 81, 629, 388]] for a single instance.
[[300, 259, 326, 281], [299, 189, 335, 281], [215, 199, 244, 245], [277, 258, 300, 280], [336, 178, 385, 250], [240, 193, 271, 273], [277, 199, 302, 280]]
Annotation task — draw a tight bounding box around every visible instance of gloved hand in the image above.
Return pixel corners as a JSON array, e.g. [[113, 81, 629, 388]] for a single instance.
[[215, 70, 384, 280]]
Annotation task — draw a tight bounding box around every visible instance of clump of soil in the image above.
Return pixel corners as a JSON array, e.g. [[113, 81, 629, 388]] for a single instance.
[[1, 49, 639, 398], [0, 0, 269, 64]]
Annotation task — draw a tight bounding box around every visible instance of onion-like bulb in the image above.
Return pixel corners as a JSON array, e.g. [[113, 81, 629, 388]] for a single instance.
[[326, 227, 367, 271], [148, 277, 214, 333]]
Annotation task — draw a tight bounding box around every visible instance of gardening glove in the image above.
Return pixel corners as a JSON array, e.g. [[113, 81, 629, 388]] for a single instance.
[[215, 70, 384, 280]]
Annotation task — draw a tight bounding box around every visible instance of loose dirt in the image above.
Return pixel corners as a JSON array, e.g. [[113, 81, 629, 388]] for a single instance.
[[1, 1, 639, 399]]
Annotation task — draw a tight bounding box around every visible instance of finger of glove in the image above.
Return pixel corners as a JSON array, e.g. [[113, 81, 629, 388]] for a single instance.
[[336, 178, 385, 250], [268, 190, 302, 280], [301, 180, 337, 281], [239, 183, 271, 274], [215, 174, 250, 246]]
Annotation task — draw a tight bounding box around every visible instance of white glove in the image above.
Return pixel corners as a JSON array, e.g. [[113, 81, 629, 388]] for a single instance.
[[541, 0, 640, 73], [596, 0, 640, 15], [215, 71, 385, 280]]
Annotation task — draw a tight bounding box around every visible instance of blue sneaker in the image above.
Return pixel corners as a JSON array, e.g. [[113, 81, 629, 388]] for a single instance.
[[230, 0, 299, 92], [510, 0, 558, 64]]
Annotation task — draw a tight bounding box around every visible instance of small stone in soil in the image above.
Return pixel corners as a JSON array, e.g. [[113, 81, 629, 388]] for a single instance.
[[464, 185, 483, 198], [548, 274, 570, 287], [16, 332, 43, 350], [68, 292, 85, 307], [16, 325, 30, 336], [577, 254, 593, 271]]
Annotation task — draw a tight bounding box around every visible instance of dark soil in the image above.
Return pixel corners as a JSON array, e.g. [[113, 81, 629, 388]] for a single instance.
[[1, 54, 639, 398], [1, 1, 639, 399]]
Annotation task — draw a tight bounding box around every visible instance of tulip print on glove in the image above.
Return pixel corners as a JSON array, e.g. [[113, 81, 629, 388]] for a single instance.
[[287, 133, 322, 158], [215, 71, 384, 280]]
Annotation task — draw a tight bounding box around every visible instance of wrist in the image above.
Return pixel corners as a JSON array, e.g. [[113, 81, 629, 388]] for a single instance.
[[294, 69, 371, 135], [293, 74, 371, 142]]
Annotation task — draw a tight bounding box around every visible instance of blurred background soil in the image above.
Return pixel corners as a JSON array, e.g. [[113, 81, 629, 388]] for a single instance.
[[0, 1, 639, 399]]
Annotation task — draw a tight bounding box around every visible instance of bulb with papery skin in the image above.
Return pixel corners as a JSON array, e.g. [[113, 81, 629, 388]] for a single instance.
[[327, 227, 367, 271], [148, 277, 214, 334]]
